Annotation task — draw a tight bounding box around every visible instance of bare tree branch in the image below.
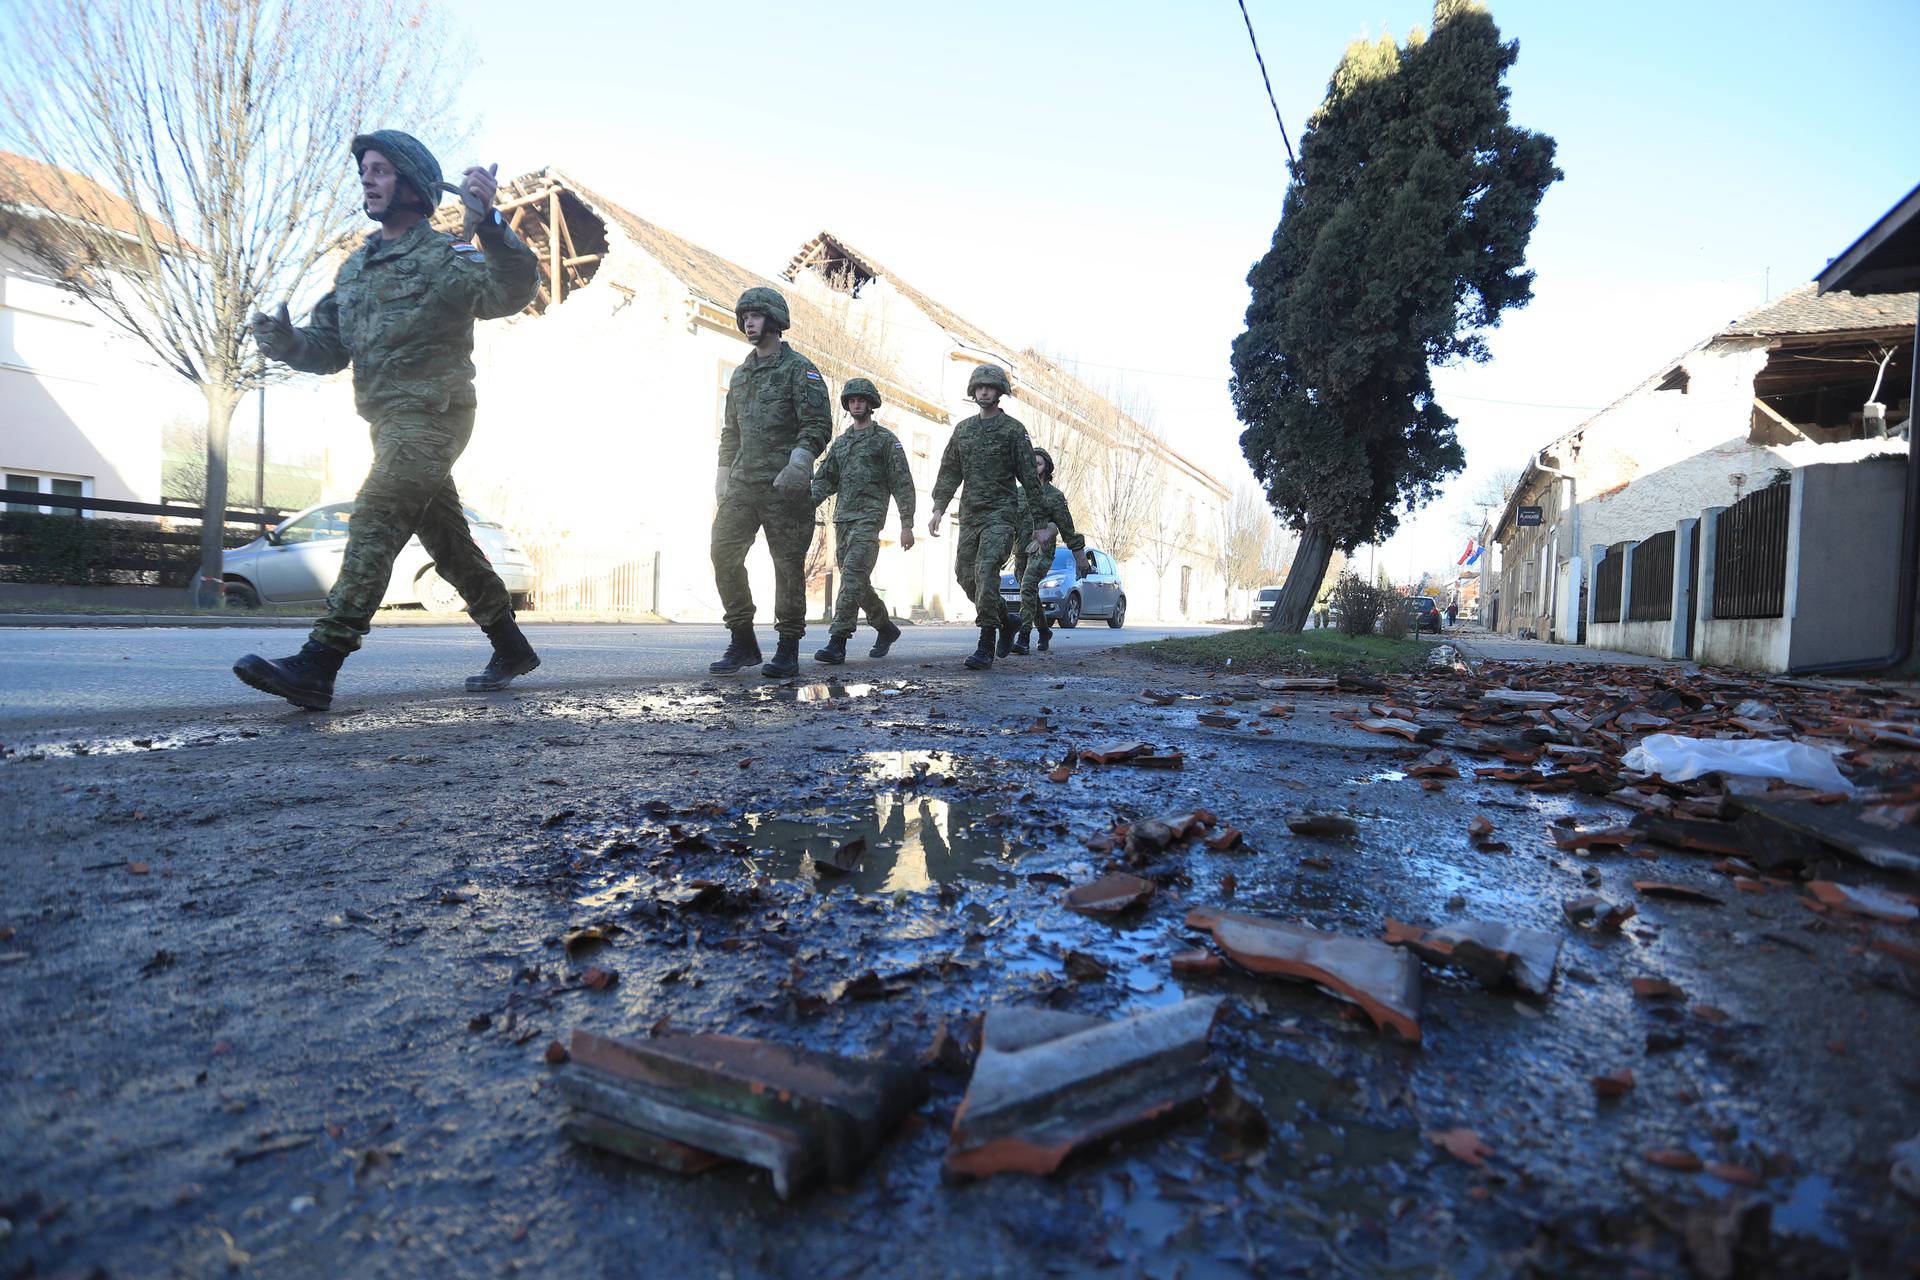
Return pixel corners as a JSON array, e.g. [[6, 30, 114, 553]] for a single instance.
[[0, 0, 472, 606]]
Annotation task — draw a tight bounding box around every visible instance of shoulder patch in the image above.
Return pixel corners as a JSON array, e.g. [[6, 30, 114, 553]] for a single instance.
[[449, 242, 484, 257], [805, 370, 822, 381]]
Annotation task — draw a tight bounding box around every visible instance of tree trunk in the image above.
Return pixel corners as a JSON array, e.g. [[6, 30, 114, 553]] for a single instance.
[[189, 388, 240, 609], [1264, 523, 1335, 633]]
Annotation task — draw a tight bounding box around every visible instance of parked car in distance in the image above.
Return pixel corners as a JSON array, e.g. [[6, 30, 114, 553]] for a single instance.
[[221, 500, 534, 611], [998, 545, 1127, 629], [1253, 584, 1283, 624], [1409, 595, 1444, 633]]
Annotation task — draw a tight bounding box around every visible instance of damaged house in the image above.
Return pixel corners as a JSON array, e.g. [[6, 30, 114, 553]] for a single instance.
[[300, 173, 1230, 624], [1490, 285, 1913, 652]]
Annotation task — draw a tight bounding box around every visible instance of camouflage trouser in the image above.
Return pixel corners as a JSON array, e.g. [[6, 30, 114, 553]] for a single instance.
[[711, 484, 813, 641], [1020, 549, 1056, 632], [829, 519, 890, 638], [954, 518, 1016, 630], [311, 405, 510, 654]]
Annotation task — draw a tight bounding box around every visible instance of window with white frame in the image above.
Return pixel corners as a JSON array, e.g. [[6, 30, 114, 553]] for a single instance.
[[4, 471, 92, 515]]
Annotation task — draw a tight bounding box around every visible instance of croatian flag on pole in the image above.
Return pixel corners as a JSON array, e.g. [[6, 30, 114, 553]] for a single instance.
[[1457, 538, 1479, 566]]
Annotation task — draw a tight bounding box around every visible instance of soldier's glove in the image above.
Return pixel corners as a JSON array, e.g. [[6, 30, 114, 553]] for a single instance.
[[249, 303, 303, 363], [772, 448, 815, 498], [715, 466, 731, 504], [1026, 523, 1059, 557], [1074, 550, 1091, 578]]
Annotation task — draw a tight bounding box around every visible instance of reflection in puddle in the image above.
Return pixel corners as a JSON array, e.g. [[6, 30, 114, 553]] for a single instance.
[[861, 748, 964, 787], [753, 681, 909, 704], [1348, 769, 1408, 785], [3, 731, 206, 761], [728, 793, 1021, 893]]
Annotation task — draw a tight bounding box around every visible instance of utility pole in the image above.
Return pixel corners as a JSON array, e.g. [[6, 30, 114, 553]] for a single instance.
[[254, 386, 266, 512]]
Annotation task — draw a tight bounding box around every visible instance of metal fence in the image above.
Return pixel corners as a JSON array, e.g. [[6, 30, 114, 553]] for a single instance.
[[1592, 541, 1629, 623], [1627, 529, 1675, 622], [525, 544, 657, 615], [0, 489, 277, 587], [1712, 482, 1791, 619]]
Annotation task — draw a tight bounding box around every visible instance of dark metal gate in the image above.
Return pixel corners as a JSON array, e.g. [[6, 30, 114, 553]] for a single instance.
[[1712, 483, 1791, 619]]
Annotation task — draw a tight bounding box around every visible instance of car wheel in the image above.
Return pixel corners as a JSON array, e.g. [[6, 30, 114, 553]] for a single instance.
[[417, 566, 463, 613], [223, 579, 260, 609], [1106, 595, 1126, 629], [1060, 593, 1081, 629]]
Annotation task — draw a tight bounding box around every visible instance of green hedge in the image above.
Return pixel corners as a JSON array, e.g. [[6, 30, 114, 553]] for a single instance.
[[0, 512, 254, 586]]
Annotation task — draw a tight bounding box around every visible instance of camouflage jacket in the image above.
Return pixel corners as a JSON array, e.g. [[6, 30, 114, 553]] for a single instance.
[[1015, 482, 1086, 552], [720, 342, 833, 489], [929, 411, 1044, 528], [810, 422, 916, 527], [285, 215, 538, 421]]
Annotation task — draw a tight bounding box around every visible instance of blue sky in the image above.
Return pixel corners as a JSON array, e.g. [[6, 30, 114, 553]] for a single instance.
[[448, 0, 1920, 574]]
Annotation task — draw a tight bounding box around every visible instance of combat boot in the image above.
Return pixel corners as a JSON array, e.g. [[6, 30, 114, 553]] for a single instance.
[[232, 641, 345, 711], [869, 618, 902, 658], [467, 617, 540, 691], [964, 626, 996, 671], [1009, 627, 1031, 656], [996, 623, 1018, 658], [1037, 623, 1052, 653], [814, 634, 849, 665], [762, 636, 800, 678], [709, 627, 763, 674]]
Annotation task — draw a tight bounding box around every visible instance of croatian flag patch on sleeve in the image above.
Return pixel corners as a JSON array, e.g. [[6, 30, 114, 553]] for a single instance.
[[805, 370, 822, 381]]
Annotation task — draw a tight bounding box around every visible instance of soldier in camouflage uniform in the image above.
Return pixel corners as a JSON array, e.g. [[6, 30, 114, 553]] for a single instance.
[[1006, 447, 1088, 656], [708, 286, 833, 678], [808, 377, 915, 665], [235, 130, 540, 711], [927, 364, 1045, 670]]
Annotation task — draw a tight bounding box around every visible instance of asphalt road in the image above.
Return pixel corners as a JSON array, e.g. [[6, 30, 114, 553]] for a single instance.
[[0, 620, 1214, 735]]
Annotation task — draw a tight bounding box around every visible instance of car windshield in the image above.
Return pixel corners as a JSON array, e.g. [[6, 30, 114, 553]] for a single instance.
[[1257, 588, 1281, 602], [1051, 547, 1076, 572]]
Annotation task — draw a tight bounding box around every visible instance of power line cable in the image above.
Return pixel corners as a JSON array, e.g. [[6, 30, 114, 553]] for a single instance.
[[1236, 0, 1296, 166]]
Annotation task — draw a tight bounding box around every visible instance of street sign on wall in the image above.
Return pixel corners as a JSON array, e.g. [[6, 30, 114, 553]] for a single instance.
[[1517, 506, 1544, 527]]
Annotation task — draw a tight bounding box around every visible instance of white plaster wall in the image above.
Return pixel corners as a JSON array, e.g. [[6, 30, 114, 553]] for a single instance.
[[0, 244, 195, 504]]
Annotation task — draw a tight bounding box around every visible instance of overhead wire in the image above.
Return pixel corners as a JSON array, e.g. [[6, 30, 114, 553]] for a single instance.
[[1236, 0, 1296, 166]]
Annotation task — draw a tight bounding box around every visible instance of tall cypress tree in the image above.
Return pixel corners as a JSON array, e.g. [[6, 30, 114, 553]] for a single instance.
[[1231, 0, 1559, 632]]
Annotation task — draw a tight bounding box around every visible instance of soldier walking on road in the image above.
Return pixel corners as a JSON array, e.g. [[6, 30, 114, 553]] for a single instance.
[[927, 364, 1045, 671], [809, 377, 914, 665], [709, 286, 833, 678], [1007, 447, 1087, 656], [235, 131, 540, 711]]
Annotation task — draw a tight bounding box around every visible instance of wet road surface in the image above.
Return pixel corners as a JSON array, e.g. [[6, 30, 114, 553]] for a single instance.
[[0, 620, 1212, 736], [2, 642, 1916, 1277]]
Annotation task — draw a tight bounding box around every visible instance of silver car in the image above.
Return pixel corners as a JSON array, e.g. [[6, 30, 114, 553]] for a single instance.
[[220, 500, 534, 611], [998, 545, 1127, 628]]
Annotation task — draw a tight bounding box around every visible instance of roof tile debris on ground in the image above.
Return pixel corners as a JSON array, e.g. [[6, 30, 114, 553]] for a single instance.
[[1184, 907, 1422, 1042], [945, 999, 1223, 1179], [560, 1029, 924, 1199]]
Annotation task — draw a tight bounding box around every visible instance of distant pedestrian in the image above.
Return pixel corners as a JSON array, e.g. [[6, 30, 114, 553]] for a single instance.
[[808, 377, 914, 664], [1007, 447, 1087, 655], [708, 286, 832, 678], [927, 364, 1046, 670], [235, 131, 540, 711], [1446, 601, 1458, 628]]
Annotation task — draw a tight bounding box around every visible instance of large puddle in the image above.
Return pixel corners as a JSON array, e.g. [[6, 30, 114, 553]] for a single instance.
[[726, 790, 1022, 893]]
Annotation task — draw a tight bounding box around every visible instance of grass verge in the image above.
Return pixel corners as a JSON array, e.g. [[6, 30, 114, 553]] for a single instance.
[[1129, 626, 1432, 674]]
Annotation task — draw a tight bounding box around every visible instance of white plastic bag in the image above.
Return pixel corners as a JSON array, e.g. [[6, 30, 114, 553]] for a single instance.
[[1620, 734, 1853, 793]]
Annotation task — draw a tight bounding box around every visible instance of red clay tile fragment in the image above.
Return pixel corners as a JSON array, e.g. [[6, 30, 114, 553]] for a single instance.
[[1631, 977, 1685, 1001], [1197, 712, 1239, 729], [1138, 690, 1178, 706], [1592, 1068, 1636, 1096], [128, 861, 150, 875], [1186, 907, 1422, 1042], [1080, 742, 1151, 765], [1133, 752, 1185, 770], [1046, 765, 1073, 784], [1170, 950, 1222, 976], [581, 966, 620, 991], [1288, 814, 1357, 839], [1564, 896, 1636, 932], [1202, 827, 1244, 851], [1806, 880, 1919, 923], [1063, 872, 1156, 916], [1690, 1003, 1730, 1024], [1871, 939, 1920, 968], [1426, 1128, 1493, 1166], [1705, 1162, 1762, 1187], [1468, 815, 1495, 839], [1299, 855, 1332, 870], [1554, 827, 1637, 851], [1645, 1148, 1704, 1172], [544, 1040, 570, 1065], [1633, 880, 1724, 905], [945, 999, 1223, 1180], [1357, 717, 1438, 743], [1383, 919, 1560, 996]]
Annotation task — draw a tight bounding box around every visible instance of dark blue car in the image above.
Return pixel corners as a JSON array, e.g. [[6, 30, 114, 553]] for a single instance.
[[998, 545, 1128, 629]]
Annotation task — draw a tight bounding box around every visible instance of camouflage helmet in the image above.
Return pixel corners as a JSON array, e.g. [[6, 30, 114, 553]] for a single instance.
[[350, 130, 444, 209], [840, 376, 882, 411], [966, 363, 1012, 398], [1032, 446, 1055, 481], [735, 286, 790, 333]]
